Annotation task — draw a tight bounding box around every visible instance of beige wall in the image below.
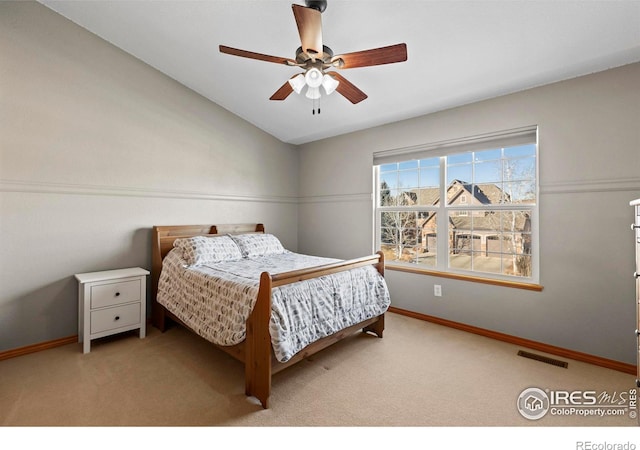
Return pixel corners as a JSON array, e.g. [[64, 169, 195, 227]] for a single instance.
[[298, 63, 640, 364], [0, 2, 298, 351], [2, 1, 639, 367]]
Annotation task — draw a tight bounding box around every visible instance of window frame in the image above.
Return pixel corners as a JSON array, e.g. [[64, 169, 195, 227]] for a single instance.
[[373, 126, 540, 288]]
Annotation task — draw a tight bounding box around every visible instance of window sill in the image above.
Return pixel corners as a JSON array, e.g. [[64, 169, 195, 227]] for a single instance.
[[386, 264, 543, 291]]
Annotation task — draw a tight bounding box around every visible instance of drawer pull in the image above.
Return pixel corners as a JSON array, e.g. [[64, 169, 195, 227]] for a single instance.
[[114, 316, 120, 321], [632, 224, 640, 230], [115, 292, 120, 297]]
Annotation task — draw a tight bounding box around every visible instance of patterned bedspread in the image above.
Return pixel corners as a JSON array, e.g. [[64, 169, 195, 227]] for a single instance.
[[157, 249, 391, 362]]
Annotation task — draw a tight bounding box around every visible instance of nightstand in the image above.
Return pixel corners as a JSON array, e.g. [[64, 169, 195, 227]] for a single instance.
[[75, 267, 150, 353]]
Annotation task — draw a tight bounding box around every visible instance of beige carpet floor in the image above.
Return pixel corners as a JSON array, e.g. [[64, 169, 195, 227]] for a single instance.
[[1, 312, 637, 434]]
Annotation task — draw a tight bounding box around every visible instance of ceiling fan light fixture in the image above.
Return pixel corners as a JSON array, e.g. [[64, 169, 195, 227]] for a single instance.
[[322, 73, 339, 95], [304, 67, 323, 88], [305, 86, 321, 100], [288, 73, 306, 94]]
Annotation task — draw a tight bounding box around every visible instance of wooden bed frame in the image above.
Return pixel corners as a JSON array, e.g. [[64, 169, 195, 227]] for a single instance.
[[151, 223, 386, 408]]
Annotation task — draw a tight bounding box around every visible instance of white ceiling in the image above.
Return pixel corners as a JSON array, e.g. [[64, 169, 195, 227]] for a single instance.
[[39, 0, 640, 145]]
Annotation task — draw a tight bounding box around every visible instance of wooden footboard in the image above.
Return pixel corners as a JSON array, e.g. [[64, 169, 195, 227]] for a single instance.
[[151, 224, 386, 409], [245, 252, 385, 408]]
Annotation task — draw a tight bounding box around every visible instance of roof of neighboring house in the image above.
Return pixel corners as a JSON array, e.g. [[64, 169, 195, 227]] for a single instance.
[[449, 180, 509, 204], [395, 180, 531, 233], [414, 188, 440, 205], [403, 180, 510, 206]]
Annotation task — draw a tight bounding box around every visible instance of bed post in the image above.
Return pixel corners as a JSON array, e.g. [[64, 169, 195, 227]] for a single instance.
[[151, 226, 166, 331], [245, 271, 273, 408], [375, 250, 385, 276], [363, 251, 386, 338]]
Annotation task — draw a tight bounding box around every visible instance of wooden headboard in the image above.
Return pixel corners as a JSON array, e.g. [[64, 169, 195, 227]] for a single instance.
[[150, 223, 265, 315]]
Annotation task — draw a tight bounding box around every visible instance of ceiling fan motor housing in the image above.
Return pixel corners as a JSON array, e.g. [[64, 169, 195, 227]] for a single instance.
[[305, 0, 327, 13], [295, 45, 334, 65]]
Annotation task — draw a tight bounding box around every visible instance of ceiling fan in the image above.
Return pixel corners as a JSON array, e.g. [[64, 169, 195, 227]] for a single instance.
[[219, 0, 407, 110]]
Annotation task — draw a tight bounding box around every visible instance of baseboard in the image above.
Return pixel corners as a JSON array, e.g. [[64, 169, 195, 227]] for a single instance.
[[3, 313, 637, 377], [0, 335, 78, 361], [1, 319, 155, 361], [388, 306, 637, 375]]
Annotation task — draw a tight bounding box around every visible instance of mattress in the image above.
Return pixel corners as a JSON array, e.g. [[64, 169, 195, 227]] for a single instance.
[[157, 248, 391, 362]]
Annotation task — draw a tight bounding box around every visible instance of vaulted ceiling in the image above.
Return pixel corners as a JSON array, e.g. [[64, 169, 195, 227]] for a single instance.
[[39, 1, 640, 145]]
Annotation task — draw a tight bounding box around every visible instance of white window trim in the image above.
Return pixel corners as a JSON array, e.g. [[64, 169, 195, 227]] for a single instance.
[[373, 126, 540, 285]]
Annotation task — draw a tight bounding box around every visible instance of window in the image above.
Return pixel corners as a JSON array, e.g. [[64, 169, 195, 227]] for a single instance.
[[374, 127, 538, 283]]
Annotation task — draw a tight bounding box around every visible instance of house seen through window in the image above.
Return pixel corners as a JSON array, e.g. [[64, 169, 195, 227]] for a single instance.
[[374, 127, 538, 282]]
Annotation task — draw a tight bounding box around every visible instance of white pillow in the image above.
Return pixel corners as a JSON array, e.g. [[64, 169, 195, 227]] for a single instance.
[[229, 233, 286, 258], [173, 235, 243, 266]]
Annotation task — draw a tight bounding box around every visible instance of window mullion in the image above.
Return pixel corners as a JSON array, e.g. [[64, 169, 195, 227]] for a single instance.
[[436, 156, 447, 271]]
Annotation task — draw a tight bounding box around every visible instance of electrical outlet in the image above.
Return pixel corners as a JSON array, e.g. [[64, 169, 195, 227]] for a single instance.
[[434, 284, 442, 297]]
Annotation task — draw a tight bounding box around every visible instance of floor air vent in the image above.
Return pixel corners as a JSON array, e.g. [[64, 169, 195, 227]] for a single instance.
[[517, 350, 568, 368]]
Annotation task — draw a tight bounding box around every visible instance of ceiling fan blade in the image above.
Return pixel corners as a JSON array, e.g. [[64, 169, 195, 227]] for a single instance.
[[269, 78, 295, 101], [292, 4, 323, 57], [327, 72, 367, 104], [219, 45, 296, 65], [332, 43, 408, 69]]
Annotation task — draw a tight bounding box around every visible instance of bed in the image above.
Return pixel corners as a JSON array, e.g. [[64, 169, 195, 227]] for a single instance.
[[151, 223, 390, 408]]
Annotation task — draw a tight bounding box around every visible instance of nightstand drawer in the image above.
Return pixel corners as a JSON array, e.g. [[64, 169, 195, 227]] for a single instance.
[[90, 279, 141, 309], [91, 303, 141, 334]]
